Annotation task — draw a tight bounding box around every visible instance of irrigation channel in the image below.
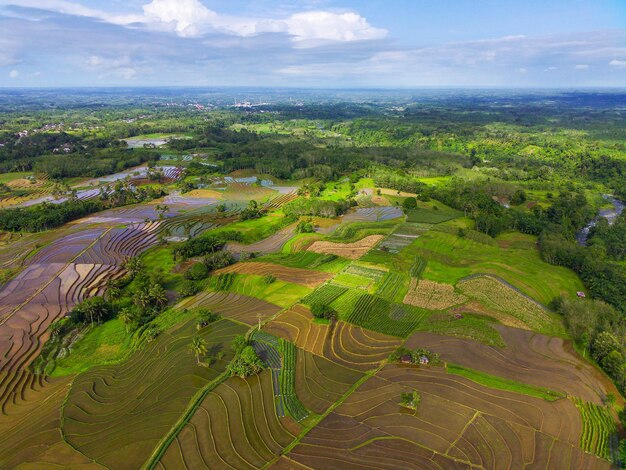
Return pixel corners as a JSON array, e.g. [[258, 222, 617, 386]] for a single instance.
[[577, 195, 625, 245]]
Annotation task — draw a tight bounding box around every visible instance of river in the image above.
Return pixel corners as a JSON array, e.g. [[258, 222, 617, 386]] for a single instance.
[[577, 195, 625, 245]]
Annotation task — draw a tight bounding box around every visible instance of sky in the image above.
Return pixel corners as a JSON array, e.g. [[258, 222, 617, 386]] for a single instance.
[[0, 0, 625, 88]]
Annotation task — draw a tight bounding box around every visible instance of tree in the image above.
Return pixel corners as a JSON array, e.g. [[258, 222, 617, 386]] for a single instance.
[[310, 303, 337, 321], [124, 257, 143, 276], [72, 296, 111, 327], [228, 345, 264, 378], [402, 197, 417, 210], [190, 336, 208, 364], [232, 335, 248, 354], [149, 284, 168, 309], [104, 279, 121, 303], [592, 331, 621, 363], [118, 307, 135, 333]]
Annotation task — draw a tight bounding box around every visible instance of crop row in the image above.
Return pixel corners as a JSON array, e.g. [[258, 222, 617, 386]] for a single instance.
[[278, 339, 310, 422], [344, 264, 387, 281], [410, 256, 427, 278], [375, 271, 409, 303], [302, 284, 348, 306], [346, 293, 428, 337], [575, 398, 617, 461]]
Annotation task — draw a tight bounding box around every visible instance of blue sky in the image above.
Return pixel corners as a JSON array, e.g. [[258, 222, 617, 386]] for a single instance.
[[0, 0, 625, 87]]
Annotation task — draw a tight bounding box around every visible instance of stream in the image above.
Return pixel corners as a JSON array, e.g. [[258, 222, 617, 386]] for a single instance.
[[577, 195, 625, 245]]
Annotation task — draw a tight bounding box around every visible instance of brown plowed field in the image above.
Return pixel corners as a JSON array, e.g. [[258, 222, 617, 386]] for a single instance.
[[157, 370, 299, 469], [307, 235, 384, 260], [216, 262, 332, 288], [0, 371, 103, 469], [179, 290, 282, 326], [286, 365, 609, 470], [404, 325, 621, 405], [263, 306, 400, 372]]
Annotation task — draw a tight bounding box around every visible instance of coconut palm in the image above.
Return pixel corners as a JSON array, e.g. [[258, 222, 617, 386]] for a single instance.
[[190, 336, 208, 364], [118, 307, 134, 333]]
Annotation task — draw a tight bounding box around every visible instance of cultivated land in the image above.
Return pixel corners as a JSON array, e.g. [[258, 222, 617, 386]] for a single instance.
[[0, 90, 624, 469]]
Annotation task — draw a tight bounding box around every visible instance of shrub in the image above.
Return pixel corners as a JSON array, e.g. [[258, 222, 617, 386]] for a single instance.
[[202, 251, 234, 272], [184, 262, 209, 280], [402, 197, 417, 210], [178, 280, 199, 297]]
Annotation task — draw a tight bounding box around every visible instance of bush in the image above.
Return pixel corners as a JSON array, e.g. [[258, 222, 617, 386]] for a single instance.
[[402, 197, 417, 210], [178, 280, 199, 297], [296, 219, 315, 233], [202, 251, 234, 272], [184, 263, 209, 280]]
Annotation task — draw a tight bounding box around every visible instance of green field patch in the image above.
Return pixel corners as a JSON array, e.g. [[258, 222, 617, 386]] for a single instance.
[[332, 272, 373, 289], [413, 230, 584, 305], [346, 293, 428, 338], [574, 398, 617, 461], [302, 284, 348, 306], [52, 318, 131, 377], [458, 275, 565, 337], [374, 271, 410, 303], [208, 273, 310, 308], [278, 339, 310, 422], [345, 263, 387, 281], [256, 251, 349, 273], [447, 364, 565, 401], [329, 288, 364, 317], [211, 212, 290, 244], [328, 220, 398, 243], [405, 205, 462, 224], [414, 312, 504, 347]]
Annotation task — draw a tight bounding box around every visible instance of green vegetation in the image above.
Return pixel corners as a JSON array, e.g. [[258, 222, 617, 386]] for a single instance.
[[447, 364, 565, 401], [575, 398, 617, 460], [278, 339, 310, 421]]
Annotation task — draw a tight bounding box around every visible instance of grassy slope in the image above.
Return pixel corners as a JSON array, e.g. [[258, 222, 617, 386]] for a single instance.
[[412, 229, 583, 305], [447, 363, 565, 401]]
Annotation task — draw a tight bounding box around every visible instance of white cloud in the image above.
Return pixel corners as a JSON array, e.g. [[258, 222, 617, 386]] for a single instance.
[[609, 59, 626, 69], [574, 64, 589, 70], [8, 69, 19, 78], [142, 0, 217, 37], [284, 11, 386, 42], [5, 0, 386, 43]]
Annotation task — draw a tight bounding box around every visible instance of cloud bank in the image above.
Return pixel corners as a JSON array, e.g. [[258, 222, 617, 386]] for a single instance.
[[0, 0, 624, 87]]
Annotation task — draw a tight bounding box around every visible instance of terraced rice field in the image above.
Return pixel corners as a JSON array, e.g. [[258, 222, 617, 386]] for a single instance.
[[179, 291, 282, 326], [0, 371, 101, 469], [295, 349, 363, 414], [216, 262, 331, 288], [263, 307, 400, 372], [226, 225, 296, 255], [157, 370, 300, 469], [63, 318, 246, 469], [404, 326, 620, 405], [307, 235, 383, 260], [286, 365, 609, 470], [342, 206, 404, 223]]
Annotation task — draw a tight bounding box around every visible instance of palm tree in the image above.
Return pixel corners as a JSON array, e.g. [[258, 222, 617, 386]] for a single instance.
[[149, 284, 168, 309], [118, 308, 134, 333], [104, 280, 121, 303], [190, 336, 208, 364]]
